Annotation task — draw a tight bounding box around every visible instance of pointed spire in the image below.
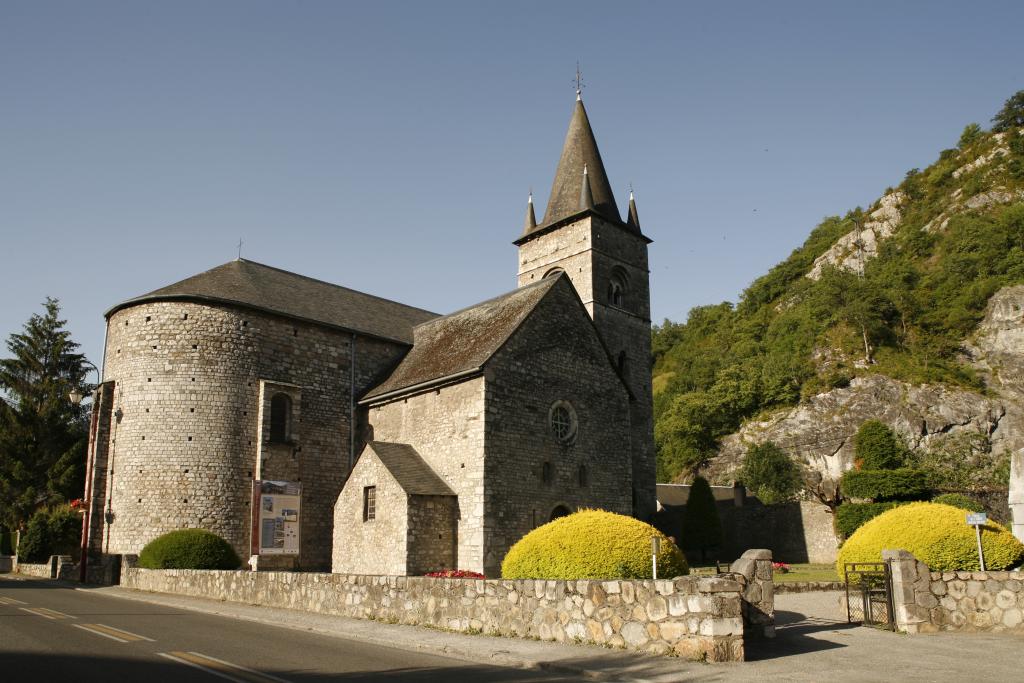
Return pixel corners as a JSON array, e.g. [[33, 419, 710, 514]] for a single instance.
[[539, 98, 620, 227], [579, 165, 595, 210], [625, 187, 641, 232], [523, 190, 537, 234]]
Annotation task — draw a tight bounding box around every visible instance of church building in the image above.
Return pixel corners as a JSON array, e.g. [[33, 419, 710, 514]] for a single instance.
[[82, 93, 656, 577]]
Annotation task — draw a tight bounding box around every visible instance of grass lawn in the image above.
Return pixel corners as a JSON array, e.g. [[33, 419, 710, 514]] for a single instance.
[[773, 563, 841, 583]]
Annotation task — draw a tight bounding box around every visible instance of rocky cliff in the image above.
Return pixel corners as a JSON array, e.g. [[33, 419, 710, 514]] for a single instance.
[[708, 285, 1024, 513]]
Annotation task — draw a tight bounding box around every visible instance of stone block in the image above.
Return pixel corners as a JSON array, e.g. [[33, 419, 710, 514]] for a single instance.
[[697, 577, 742, 593], [996, 589, 1017, 610], [1002, 607, 1022, 628], [621, 621, 649, 647], [658, 621, 688, 641], [646, 596, 668, 621], [699, 617, 742, 637]]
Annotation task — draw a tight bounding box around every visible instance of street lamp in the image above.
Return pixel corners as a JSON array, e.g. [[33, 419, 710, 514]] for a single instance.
[[69, 360, 100, 406]]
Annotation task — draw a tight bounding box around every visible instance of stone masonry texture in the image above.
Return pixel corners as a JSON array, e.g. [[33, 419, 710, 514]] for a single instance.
[[517, 214, 656, 521], [122, 567, 749, 661], [101, 301, 408, 568], [885, 549, 1024, 634]]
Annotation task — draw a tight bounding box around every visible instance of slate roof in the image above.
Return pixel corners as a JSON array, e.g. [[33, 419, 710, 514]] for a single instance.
[[368, 442, 454, 496], [361, 276, 561, 401], [535, 99, 622, 231], [105, 259, 439, 344]]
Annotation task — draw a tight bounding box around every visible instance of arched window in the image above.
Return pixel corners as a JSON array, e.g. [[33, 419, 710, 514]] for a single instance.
[[269, 393, 292, 443], [578, 464, 588, 488], [550, 505, 571, 522], [607, 268, 629, 308], [541, 461, 553, 485], [543, 267, 565, 279], [617, 351, 628, 379]]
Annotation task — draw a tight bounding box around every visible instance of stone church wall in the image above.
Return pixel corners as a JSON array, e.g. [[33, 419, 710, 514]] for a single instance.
[[364, 378, 486, 572], [102, 300, 408, 568], [407, 495, 457, 575], [484, 280, 633, 575], [332, 450, 408, 575]]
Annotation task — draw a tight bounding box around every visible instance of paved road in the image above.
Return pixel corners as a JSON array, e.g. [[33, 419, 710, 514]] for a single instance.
[[0, 576, 575, 682]]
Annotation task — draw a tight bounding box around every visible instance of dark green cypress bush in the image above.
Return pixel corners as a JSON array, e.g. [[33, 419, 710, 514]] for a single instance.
[[739, 441, 803, 504], [16, 506, 80, 562], [137, 529, 240, 570], [853, 421, 908, 470]]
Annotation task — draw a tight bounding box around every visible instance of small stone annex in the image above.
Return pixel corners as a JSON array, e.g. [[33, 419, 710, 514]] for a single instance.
[[81, 92, 656, 576]]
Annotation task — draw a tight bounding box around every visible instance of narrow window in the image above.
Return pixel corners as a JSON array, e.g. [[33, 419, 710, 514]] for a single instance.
[[363, 486, 376, 521], [269, 393, 291, 443], [608, 267, 629, 308], [578, 464, 588, 487]]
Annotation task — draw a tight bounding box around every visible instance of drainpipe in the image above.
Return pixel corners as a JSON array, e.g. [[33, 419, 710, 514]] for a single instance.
[[349, 333, 356, 472]]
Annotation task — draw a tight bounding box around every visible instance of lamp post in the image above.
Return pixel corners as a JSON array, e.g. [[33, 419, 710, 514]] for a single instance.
[[69, 360, 101, 584]]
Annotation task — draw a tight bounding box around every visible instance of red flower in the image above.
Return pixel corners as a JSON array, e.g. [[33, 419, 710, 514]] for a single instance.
[[424, 569, 484, 579]]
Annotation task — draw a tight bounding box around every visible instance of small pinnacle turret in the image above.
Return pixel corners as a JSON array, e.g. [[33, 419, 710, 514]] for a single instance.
[[523, 191, 537, 234], [579, 165, 595, 211], [626, 189, 641, 232]]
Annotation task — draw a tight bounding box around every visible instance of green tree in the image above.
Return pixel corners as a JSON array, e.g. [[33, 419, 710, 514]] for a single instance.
[[740, 441, 803, 505], [991, 90, 1024, 132], [958, 123, 983, 148], [682, 476, 722, 562], [853, 420, 908, 470], [0, 299, 91, 531]]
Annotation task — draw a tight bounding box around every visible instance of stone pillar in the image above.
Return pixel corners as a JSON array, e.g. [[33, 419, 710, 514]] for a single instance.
[[1009, 450, 1024, 542], [881, 549, 936, 634], [729, 548, 775, 638]]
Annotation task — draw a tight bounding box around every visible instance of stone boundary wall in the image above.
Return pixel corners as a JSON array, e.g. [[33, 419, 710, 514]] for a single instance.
[[774, 581, 845, 594], [14, 555, 79, 580], [729, 549, 775, 638], [885, 549, 1024, 633], [122, 568, 752, 661]]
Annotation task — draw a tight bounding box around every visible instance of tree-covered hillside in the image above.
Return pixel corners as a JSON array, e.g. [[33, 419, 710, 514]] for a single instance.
[[653, 92, 1024, 483]]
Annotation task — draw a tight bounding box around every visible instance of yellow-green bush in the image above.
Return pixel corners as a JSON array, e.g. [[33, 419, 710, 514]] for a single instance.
[[501, 509, 688, 579], [836, 502, 1024, 573]]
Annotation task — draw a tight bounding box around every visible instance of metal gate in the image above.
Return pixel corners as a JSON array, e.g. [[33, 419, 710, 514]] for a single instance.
[[844, 562, 895, 630]]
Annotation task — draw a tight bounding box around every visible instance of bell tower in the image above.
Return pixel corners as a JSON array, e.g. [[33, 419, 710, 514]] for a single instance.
[[515, 93, 656, 520]]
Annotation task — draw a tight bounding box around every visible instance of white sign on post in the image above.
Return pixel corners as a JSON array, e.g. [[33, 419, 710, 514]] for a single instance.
[[967, 512, 988, 571]]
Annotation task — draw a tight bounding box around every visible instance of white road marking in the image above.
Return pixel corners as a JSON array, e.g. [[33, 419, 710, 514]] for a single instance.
[[19, 606, 76, 620]]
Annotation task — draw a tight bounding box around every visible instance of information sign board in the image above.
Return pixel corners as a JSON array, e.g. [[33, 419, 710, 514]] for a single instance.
[[250, 480, 301, 555]]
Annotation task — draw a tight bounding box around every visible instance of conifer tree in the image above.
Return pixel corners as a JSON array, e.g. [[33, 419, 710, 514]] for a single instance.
[[0, 298, 90, 530]]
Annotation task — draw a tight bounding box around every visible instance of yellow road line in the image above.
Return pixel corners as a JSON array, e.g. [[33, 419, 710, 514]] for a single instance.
[[0, 596, 27, 605], [19, 606, 76, 620], [158, 651, 291, 683], [73, 623, 154, 643]]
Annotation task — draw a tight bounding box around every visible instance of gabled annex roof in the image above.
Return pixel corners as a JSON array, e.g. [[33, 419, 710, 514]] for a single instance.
[[367, 441, 454, 496], [105, 259, 439, 344], [361, 275, 562, 402]]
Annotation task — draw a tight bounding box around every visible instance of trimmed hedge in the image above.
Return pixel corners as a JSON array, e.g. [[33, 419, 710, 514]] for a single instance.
[[137, 529, 240, 570], [834, 502, 903, 538], [501, 509, 688, 579], [931, 493, 985, 513], [836, 502, 1024, 573], [839, 468, 930, 501]]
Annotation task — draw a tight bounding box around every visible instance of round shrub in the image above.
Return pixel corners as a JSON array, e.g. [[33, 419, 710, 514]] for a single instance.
[[138, 529, 241, 570], [931, 493, 985, 513], [836, 502, 1024, 573], [501, 509, 688, 579]]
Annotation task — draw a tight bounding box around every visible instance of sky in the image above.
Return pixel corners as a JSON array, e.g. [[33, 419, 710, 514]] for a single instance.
[[2, 0, 1023, 370]]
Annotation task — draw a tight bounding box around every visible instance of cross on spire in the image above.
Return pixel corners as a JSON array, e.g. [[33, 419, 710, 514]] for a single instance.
[[573, 61, 585, 100], [237, 238, 243, 260]]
